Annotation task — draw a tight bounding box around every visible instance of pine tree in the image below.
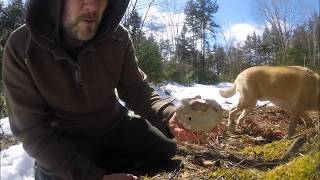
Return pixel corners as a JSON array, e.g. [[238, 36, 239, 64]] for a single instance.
[[242, 32, 264, 66], [174, 24, 192, 64], [307, 13, 320, 71], [288, 24, 308, 66], [122, 9, 163, 83], [0, 0, 26, 47], [136, 36, 164, 84], [123, 9, 144, 46], [259, 27, 279, 65], [183, 0, 219, 83], [212, 46, 225, 76]]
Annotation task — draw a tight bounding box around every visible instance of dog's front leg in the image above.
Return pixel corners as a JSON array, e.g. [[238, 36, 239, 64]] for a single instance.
[[287, 112, 301, 138], [228, 107, 239, 131], [236, 105, 255, 126]]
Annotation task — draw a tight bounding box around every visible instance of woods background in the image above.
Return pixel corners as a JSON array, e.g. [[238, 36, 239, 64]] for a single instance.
[[0, 0, 319, 119]]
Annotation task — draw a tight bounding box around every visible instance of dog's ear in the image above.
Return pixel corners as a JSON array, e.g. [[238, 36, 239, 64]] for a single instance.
[[190, 99, 209, 112]]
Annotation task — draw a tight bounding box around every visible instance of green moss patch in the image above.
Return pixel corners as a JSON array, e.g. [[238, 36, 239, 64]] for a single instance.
[[208, 167, 262, 180], [207, 152, 320, 180], [263, 151, 320, 180], [241, 139, 293, 160]]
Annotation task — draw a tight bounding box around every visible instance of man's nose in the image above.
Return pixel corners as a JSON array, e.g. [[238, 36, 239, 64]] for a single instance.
[[83, 0, 99, 12]]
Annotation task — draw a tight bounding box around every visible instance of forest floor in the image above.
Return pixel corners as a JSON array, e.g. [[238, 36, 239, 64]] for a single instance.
[[1, 106, 319, 179], [137, 106, 320, 180]]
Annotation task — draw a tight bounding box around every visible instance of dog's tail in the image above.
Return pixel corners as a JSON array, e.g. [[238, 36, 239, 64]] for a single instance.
[[219, 84, 236, 98]]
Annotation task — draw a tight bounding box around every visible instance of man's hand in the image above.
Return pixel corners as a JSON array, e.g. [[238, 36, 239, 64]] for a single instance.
[[102, 173, 138, 180], [168, 112, 207, 143]]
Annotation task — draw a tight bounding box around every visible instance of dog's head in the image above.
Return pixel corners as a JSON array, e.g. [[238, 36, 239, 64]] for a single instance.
[[176, 96, 223, 132]]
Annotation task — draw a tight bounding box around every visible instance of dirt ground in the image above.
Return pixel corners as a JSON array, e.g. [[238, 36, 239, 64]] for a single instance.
[[1, 106, 319, 179]]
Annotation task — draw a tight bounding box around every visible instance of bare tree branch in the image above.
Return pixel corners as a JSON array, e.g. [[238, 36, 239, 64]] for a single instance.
[[141, 0, 157, 30]]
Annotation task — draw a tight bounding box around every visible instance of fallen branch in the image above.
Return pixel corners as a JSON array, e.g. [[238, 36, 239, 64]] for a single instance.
[[255, 102, 271, 110], [250, 160, 283, 168], [280, 135, 307, 161]]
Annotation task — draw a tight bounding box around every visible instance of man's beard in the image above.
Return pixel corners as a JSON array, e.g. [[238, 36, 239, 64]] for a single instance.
[[63, 13, 101, 41]]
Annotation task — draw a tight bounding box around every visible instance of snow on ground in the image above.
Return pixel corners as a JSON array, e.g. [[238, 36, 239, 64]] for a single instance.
[[159, 82, 270, 108], [1, 144, 34, 180], [0, 82, 270, 179], [1, 118, 35, 180], [1, 117, 11, 135], [159, 82, 238, 109]]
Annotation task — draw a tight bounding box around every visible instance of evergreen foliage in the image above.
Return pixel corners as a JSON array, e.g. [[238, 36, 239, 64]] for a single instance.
[[0, 0, 27, 118], [183, 0, 219, 83], [136, 36, 164, 84]]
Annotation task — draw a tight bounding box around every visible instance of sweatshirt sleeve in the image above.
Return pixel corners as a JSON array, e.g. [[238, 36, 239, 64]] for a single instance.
[[117, 30, 176, 138], [3, 34, 105, 180]]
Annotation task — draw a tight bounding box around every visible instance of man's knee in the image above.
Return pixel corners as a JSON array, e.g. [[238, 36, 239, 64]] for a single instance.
[[167, 141, 177, 160], [156, 140, 177, 162]]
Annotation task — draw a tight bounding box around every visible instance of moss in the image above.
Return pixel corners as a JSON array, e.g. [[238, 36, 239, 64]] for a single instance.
[[300, 135, 320, 154], [208, 167, 262, 180], [207, 152, 320, 180], [263, 151, 320, 180], [241, 139, 293, 160]]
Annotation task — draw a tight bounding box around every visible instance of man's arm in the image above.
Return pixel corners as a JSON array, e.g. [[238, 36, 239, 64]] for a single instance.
[[116, 31, 175, 137], [3, 34, 105, 180], [116, 29, 207, 142]]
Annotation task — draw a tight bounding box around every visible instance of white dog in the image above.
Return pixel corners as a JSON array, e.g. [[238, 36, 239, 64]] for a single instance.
[[219, 66, 320, 137]]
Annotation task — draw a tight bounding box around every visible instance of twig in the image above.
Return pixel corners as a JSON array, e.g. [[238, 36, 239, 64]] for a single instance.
[[225, 160, 246, 169], [141, 0, 156, 30], [168, 156, 190, 180], [280, 135, 307, 161], [250, 161, 282, 168], [214, 159, 246, 180], [255, 102, 271, 110]]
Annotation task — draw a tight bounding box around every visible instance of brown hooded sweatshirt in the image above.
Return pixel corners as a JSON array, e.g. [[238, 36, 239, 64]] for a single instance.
[[3, 0, 176, 179]]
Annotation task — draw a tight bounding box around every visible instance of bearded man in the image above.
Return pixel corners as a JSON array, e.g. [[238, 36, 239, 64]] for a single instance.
[[3, 0, 203, 180]]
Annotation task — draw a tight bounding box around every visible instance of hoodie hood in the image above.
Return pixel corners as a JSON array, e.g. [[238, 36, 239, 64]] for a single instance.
[[26, 0, 130, 48]]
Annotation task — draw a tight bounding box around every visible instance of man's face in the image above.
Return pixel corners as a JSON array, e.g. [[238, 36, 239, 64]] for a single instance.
[[62, 0, 108, 41]]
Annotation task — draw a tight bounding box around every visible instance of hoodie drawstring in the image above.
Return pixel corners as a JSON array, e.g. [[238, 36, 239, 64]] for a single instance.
[[70, 63, 83, 90], [24, 35, 32, 67], [23, 34, 87, 98]]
